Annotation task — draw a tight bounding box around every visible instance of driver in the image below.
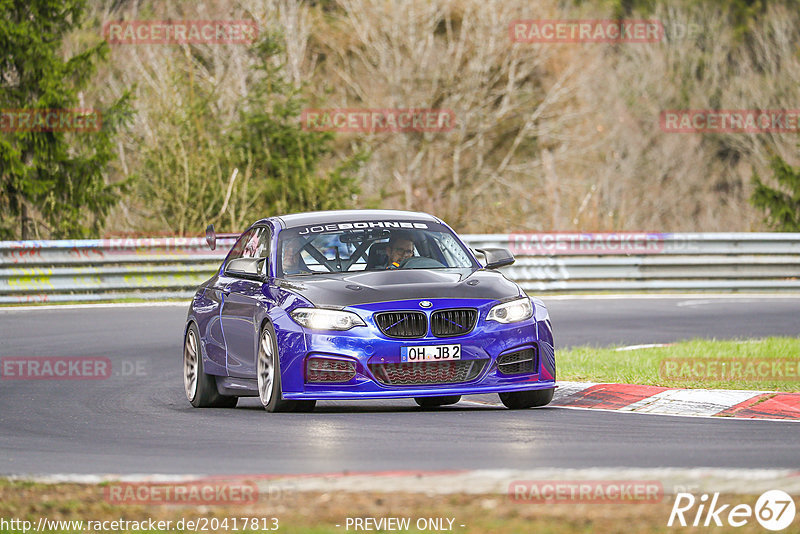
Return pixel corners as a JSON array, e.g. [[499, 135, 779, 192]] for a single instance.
[[281, 237, 309, 275], [384, 232, 415, 269]]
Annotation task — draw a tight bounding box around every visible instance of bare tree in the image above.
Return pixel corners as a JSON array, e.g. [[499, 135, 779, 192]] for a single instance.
[[77, 0, 800, 234]]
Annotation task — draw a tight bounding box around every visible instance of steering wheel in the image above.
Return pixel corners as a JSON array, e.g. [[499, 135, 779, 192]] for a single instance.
[[397, 256, 446, 269]]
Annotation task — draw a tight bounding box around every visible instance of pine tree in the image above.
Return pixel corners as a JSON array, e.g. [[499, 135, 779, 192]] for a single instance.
[[228, 37, 365, 226], [0, 0, 132, 239], [751, 155, 800, 231], [135, 32, 365, 235]]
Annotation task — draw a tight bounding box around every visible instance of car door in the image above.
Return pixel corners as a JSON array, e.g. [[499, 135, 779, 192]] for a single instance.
[[220, 226, 272, 378], [202, 227, 259, 372]]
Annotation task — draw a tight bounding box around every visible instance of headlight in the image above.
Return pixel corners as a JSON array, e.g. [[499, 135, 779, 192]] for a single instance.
[[290, 308, 366, 331], [486, 297, 533, 324]]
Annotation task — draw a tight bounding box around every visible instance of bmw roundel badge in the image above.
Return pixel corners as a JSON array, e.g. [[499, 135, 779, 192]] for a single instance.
[[419, 301, 433, 308]]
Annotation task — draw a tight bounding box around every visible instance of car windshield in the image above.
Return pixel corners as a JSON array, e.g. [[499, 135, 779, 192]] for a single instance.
[[277, 220, 477, 276]]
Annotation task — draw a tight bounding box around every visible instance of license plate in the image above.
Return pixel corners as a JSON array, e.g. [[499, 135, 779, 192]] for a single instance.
[[401, 344, 461, 362]]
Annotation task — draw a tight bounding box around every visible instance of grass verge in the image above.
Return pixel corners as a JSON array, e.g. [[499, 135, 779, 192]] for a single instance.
[[558, 337, 800, 391], [0, 480, 778, 534]]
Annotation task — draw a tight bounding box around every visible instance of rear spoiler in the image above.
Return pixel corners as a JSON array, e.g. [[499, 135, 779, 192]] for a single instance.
[[205, 224, 241, 251]]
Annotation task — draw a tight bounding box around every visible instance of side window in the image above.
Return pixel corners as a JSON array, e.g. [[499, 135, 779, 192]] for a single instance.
[[227, 229, 257, 262], [241, 229, 261, 258], [255, 228, 271, 259], [227, 227, 269, 261], [433, 233, 471, 267]]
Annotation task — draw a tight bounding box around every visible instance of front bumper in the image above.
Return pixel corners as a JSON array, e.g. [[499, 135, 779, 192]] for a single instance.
[[276, 298, 556, 400]]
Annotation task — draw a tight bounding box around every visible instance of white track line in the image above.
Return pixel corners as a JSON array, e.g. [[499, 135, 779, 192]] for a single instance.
[[460, 381, 798, 423], [459, 400, 799, 423], [614, 343, 673, 351], [549, 404, 800, 424]]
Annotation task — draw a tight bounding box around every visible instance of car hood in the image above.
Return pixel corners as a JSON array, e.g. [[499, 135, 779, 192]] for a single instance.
[[278, 268, 522, 307]]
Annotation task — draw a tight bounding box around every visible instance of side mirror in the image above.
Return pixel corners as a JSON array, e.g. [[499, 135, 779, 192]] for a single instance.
[[476, 247, 515, 269], [205, 224, 217, 250], [225, 257, 266, 281]]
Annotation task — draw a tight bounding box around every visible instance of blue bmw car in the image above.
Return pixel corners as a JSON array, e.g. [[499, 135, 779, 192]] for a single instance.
[[183, 210, 555, 412]]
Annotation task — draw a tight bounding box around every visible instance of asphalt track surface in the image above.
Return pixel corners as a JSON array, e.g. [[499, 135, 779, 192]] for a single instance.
[[0, 296, 798, 475]]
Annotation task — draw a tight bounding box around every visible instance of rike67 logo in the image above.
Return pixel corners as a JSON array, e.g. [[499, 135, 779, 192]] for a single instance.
[[668, 490, 796, 531]]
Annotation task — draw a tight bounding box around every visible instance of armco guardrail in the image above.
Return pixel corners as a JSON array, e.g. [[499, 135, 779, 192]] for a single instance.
[[475, 232, 800, 292], [0, 237, 235, 304], [0, 233, 799, 303]]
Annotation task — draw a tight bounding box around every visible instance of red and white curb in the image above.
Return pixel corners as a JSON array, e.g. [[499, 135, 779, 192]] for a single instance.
[[551, 381, 800, 421]]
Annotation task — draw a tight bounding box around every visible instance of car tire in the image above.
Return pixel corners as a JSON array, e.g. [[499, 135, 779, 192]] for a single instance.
[[184, 322, 238, 408], [498, 388, 554, 409], [414, 395, 462, 408], [257, 322, 316, 413]]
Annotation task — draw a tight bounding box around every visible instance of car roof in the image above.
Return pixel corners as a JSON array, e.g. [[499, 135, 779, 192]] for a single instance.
[[263, 209, 443, 229]]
